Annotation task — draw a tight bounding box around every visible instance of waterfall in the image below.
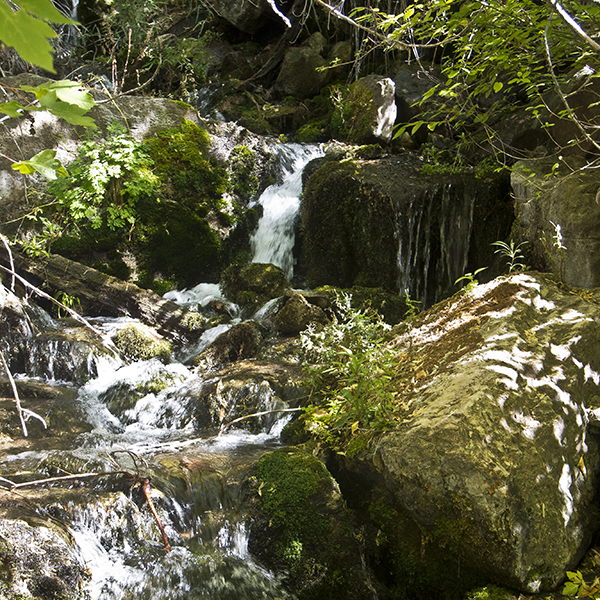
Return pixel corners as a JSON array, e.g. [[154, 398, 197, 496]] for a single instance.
[[250, 144, 323, 279]]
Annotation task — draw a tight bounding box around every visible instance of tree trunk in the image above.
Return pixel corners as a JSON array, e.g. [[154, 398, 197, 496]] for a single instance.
[[0, 247, 195, 342]]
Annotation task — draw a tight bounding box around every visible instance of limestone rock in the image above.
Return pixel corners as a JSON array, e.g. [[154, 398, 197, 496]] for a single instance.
[[511, 157, 600, 288], [0, 518, 89, 599], [333, 272, 600, 593], [274, 290, 330, 335], [274, 42, 329, 100], [344, 75, 397, 144], [219, 263, 289, 312]]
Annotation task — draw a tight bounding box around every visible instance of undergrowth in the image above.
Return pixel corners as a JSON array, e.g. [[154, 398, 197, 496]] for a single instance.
[[300, 292, 397, 446]]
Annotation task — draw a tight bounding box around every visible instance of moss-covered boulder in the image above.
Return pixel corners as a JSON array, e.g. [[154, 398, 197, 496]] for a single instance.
[[248, 447, 371, 599], [274, 290, 330, 335], [191, 321, 267, 372], [111, 323, 172, 363], [330, 273, 600, 594], [220, 263, 289, 311]]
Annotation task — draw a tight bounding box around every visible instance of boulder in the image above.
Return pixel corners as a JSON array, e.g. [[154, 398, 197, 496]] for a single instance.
[[208, 0, 270, 33], [332, 272, 600, 593], [300, 154, 512, 306], [342, 75, 397, 144], [0, 518, 89, 599], [274, 38, 329, 100], [219, 263, 289, 312], [511, 157, 600, 288], [274, 290, 330, 334]]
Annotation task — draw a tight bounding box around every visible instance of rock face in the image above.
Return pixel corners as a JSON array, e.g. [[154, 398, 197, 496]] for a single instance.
[[208, 0, 270, 33], [332, 273, 600, 593], [511, 158, 600, 288], [0, 518, 89, 599], [344, 75, 397, 144], [300, 154, 513, 305]]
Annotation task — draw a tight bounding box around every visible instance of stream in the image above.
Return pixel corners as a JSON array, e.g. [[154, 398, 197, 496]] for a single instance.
[[0, 144, 322, 599]]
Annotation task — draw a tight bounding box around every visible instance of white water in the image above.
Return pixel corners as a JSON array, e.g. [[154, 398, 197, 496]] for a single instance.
[[250, 144, 324, 278]]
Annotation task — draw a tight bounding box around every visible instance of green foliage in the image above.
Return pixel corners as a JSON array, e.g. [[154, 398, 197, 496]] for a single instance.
[[352, 0, 600, 143], [563, 570, 600, 598], [54, 290, 81, 318], [47, 124, 158, 231], [492, 239, 528, 273], [455, 267, 488, 293], [0, 0, 75, 72], [301, 293, 396, 442]]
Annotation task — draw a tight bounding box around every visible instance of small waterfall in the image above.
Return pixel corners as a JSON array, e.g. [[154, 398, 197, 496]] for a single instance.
[[396, 182, 476, 307], [250, 144, 324, 279]]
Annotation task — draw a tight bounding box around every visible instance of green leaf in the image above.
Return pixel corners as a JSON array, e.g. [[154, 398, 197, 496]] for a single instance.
[[12, 149, 68, 180], [493, 81, 503, 93], [0, 2, 57, 72], [562, 581, 580, 597], [13, 0, 75, 24], [21, 80, 95, 111], [0, 101, 24, 118], [23, 85, 97, 128]]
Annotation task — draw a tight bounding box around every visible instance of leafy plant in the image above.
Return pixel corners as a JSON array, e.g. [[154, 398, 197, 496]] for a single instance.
[[54, 291, 81, 318], [563, 570, 600, 598], [492, 239, 528, 273], [0, 0, 75, 72], [455, 267, 488, 293], [47, 124, 159, 231], [300, 293, 396, 441]]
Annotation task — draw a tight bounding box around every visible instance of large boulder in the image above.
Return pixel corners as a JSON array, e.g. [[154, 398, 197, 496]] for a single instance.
[[274, 33, 330, 100], [208, 0, 270, 33], [331, 272, 600, 594], [299, 154, 513, 306], [274, 290, 330, 335], [511, 157, 600, 288], [340, 75, 397, 144]]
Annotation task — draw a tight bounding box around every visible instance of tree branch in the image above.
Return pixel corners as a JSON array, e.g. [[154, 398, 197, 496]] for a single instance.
[[545, 0, 600, 52]]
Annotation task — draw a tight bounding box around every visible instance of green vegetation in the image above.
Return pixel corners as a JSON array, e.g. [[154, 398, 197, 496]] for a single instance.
[[301, 292, 396, 446], [111, 324, 172, 363], [492, 240, 528, 274]]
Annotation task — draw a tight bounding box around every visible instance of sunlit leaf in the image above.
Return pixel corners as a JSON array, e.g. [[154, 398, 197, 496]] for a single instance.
[[12, 149, 68, 180], [0, 101, 24, 118], [13, 0, 75, 24]]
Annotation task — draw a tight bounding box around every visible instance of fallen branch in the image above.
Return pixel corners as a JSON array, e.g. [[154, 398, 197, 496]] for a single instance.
[[219, 407, 302, 435], [141, 478, 171, 553], [0, 350, 46, 437]]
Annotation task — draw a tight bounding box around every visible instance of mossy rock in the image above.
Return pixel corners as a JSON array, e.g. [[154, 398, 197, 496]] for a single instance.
[[249, 447, 370, 599], [300, 159, 398, 290], [220, 263, 289, 309], [111, 324, 172, 363], [191, 321, 267, 371]]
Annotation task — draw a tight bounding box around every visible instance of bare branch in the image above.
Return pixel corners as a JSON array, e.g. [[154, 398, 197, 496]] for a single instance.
[[546, 0, 600, 52], [219, 407, 302, 434]]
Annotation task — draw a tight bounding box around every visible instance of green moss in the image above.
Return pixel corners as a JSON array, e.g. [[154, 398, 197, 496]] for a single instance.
[[253, 448, 367, 599], [220, 263, 289, 308], [465, 585, 515, 600], [229, 146, 259, 201], [295, 120, 329, 143], [111, 324, 172, 363]]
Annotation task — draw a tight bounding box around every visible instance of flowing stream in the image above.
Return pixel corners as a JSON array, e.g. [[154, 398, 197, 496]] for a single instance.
[[0, 143, 324, 599], [250, 144, 324, 279]]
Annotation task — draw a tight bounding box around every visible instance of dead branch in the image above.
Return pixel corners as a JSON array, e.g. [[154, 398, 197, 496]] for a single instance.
[[0, 350, 46, 437], [219, 407, 302, 435], [141, 478, 171, 553]]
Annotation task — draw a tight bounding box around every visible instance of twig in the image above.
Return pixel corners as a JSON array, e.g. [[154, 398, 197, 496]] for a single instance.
[[0, 350, 46, 436], [141, 478, 171, 553], [0, 234, 15, 292], [219, 407, 302, 435], [545, 0, 600, 52]]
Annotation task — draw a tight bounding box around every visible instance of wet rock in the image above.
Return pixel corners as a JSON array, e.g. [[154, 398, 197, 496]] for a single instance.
[[511, 157, 600, 288], [0, 518, 89, 599], [111, 323, 172, 363], [192, 321, 268, 372], [274, 290, 330, 335], [248, 447, 373, 599], [332, 272, 600, 593], [343, 75, 397, 144], [208, 0, 270, 33], [219, 263, 289, 313]]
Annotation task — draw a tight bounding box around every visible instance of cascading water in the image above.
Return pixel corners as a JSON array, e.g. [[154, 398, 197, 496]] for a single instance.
[[250, 144, 324, 279], [0, 145, 327, 599]]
